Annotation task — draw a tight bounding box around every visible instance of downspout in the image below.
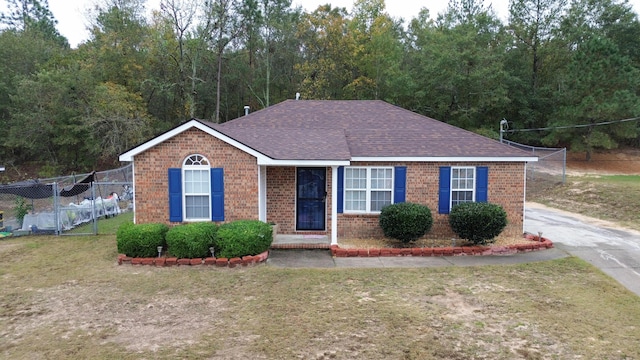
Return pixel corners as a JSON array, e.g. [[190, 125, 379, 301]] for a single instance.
[[258, 165, 267, 222], [331, 166, 338, 245], [131, 162, 136, 224]]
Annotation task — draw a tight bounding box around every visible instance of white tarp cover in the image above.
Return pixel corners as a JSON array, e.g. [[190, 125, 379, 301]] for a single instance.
[[21, 195, 121, 232]]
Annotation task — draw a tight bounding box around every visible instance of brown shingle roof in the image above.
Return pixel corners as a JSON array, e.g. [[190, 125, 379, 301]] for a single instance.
[[206, 100, 533, 160], [210, 127, 351, 160]]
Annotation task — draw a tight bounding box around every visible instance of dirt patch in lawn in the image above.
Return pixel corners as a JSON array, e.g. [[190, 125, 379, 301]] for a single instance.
[[0, 242, 21, 254], [9, 285, 214, 352]]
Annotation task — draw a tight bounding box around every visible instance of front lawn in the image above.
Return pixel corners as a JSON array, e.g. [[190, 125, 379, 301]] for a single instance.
[[1, 230, 639, 359]]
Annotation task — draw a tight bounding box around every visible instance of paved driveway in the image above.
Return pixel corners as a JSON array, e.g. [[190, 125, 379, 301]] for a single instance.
[[525, 203, 640, 297]]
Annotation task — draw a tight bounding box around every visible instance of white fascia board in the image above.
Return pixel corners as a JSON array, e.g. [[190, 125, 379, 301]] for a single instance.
[[118, 120, 270, 163], [258, 159, 351, 166], [350, 156, 539, 163]]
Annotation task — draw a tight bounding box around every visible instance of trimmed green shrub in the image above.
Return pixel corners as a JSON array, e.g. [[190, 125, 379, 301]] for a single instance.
[[216, 220, 272, 258], [116, 222, 169, 257], [379, 202, 433, 243], [449, 202, 508, 245], [166, 222, 218, 258]]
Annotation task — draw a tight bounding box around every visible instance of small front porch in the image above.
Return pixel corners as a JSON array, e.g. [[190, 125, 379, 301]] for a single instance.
[[271, 234, 331, 249], [261, 165, 343, 247]]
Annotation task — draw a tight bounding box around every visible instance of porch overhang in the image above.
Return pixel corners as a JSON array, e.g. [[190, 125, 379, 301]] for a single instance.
[[350, 156, 538, 162], [257, 159, 350, 166]]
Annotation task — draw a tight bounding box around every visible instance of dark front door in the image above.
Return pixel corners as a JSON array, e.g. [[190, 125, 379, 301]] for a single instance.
[[296, 168, 326, 231]]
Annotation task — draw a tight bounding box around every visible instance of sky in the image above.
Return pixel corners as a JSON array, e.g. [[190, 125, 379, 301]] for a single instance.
[[1, 0, 639, 48], [0, 0, 511, 48]]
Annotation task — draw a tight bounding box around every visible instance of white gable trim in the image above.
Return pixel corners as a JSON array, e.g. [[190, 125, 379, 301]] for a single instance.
[[119, 120, 270, 162], [350, 156, 538, 163], [118, 120, 538, 164]]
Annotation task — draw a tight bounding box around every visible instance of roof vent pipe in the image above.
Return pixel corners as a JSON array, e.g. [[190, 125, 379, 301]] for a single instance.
[[244, 105, 250, 116], [295, 92, 300, 100]]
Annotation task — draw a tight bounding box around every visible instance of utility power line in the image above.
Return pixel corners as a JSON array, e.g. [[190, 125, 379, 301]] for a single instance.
[[504, 116, 640, 133]]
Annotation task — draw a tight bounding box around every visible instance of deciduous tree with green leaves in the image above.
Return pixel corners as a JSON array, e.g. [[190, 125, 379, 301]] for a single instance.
[[295, 5, 355, 99], [346, 0, 404, 100], [85, 82, 153, 161]]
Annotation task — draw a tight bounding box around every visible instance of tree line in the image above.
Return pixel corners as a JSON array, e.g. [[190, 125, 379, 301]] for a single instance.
[[1, 0, 639, 175]]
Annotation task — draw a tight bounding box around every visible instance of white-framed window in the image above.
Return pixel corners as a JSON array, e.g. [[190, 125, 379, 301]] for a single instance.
[[183, 154, 211, 221], [344, 167, 393, 213], [451, 167, 475, 207]]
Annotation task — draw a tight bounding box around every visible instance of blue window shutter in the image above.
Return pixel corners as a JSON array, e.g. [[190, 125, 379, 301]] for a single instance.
[[211, 168, 224, 221], [438, 167, 451, 214], [476, 167, 488, 203], [337, 166, 344, 214], [168, 168, 182, 222], [394, 166, 406, 203]]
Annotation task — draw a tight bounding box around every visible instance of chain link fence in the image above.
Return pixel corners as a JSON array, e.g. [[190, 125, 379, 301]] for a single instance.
[[0, 164, 132, 235], [502, 139, 566, 195]]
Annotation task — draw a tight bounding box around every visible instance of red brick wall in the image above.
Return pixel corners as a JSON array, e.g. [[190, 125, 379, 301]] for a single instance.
[[266, 167, 296, 233], [337, 162, 526, 239], [265, 162, 525, 239], [134, 129, 527, 240], [133, 128, 259, 225]]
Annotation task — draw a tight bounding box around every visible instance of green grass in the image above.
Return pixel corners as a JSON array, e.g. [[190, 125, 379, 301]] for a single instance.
[[2, 176, 640, 359], [590, 174, 640, 183], [528, 174, 640, 230], [64, 211, 133, 235], [1, 223, 640, 359]]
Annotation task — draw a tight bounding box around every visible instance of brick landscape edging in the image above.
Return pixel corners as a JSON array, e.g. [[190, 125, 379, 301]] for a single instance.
[[117, 250, 269, 268], [117, 235, 553, 265], [330, 234, 553, 257]]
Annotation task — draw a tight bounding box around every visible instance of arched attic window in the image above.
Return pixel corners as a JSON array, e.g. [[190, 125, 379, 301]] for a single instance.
[[183, 154, 211, 221]]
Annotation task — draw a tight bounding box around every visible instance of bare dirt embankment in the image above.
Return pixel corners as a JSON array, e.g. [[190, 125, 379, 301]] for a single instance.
[[565, 149, 640, 175], [528, 148, 640, 232]]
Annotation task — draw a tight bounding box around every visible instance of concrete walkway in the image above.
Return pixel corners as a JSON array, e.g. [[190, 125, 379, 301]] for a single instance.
[[266, 247, 569, 268]]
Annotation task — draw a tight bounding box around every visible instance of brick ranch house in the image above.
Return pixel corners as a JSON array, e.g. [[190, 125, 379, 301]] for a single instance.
[[119, 100, 537, 245]]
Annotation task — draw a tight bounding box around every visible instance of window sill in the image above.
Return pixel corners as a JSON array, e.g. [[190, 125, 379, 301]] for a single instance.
[[341, 212, 381, 217]]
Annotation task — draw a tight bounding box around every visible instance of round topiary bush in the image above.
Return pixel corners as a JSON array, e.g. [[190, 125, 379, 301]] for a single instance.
[[379, 202, 433, 243], [448, 202, 507, 245], [215, 220, 273, 259], [116, 222, 169, 257], [166, 222, 218, 258]]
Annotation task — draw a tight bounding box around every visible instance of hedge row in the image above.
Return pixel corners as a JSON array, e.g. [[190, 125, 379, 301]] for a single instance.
[[379, 201, 508, 245], [116, 222, 169, 258], [117, 220, 273, 259]]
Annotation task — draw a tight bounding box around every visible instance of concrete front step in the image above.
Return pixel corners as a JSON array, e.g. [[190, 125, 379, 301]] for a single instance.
[[271, 234, 331, 249]]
